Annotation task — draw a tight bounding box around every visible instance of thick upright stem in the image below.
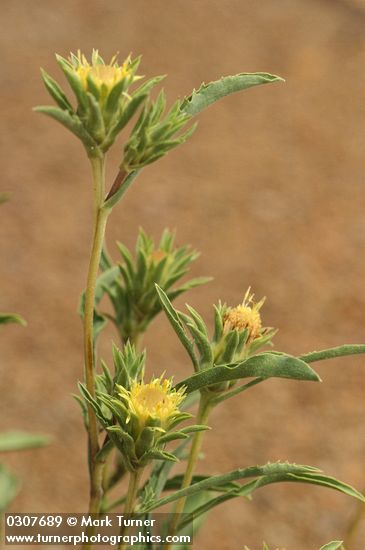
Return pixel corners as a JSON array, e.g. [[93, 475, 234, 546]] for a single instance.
[[82, 156, 110, 547], [166, 396, 212, 547]]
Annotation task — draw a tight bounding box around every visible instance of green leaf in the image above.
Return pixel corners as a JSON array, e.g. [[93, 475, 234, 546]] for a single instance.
[[139, 439, 190, 507], [320, 543, 344, 550], [300, 344, 365, 364], [175, 352, 321, 394], [86, 92, 105, 142], [141, 449, 179, 463], [40, 69, 73, 112], [155, 285, 198, 370], [0, 313, 26, 327], [181, 72, 284, 117], [164, 474, 239, 493], [106, 94, 147, 144], [34, 106, 96, 149], [178, 470, 364, 531], [0, 464, 19, 512], [158, 432, 189, 445], [186, 322, 213, 368], [0, 432, 50, 452], [180, 424, 210, 435], [56, 55, 88, 111], [103, 170, 140, 210], [286, 471, 364, 502], [143, 462, 319, 511]]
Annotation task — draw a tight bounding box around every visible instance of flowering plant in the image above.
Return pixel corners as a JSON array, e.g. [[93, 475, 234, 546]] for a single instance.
[[34, 50, 365, 549]]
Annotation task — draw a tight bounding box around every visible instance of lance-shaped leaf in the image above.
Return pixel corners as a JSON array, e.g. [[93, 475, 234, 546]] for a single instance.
[[141, 449, 179, 464], [142, 462, 320, 511], [103, 170, 140, 209], [155, 285, 198, 370], [175, 352, 321, 394], [181, 72, 284, 117], [175, 469, 364, 530], [40, 69, 73, 112], [0, 432, 50, 452], [164, 474, 240, 493], [34, 106, 96, 149]]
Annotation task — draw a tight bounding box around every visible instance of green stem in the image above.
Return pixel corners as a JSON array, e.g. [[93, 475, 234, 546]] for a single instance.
[[166, 395, 213, 547], [118, 470, 143, 550], [81, 156, 110, 549]]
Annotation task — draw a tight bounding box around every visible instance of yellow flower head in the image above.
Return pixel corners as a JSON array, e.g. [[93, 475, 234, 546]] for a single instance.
[[223, 287, 265, 341], [72, 50, 140, 95], [118, 377, 185, 428]]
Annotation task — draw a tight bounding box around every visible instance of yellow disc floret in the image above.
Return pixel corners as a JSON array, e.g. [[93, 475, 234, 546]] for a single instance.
[[118, 377, 185, 428], [72, 50, 139, 94], [223, 287, 265, 341]]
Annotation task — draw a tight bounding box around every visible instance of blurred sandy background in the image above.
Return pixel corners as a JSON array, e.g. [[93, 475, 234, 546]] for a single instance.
[[1, 1, 365, 548]]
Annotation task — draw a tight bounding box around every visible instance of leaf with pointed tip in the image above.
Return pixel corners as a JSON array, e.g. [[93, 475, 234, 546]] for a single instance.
[[175, 352, 321, 394], [286, 471, 364, 502], [40, 69, 73, 112], [186, 322, 213, 367], [103, 170, 140, 209], [142, 462, 319, 512], [155, 285, 198, 370], [177, 470, 364, 530], [34, 106, 96, 148], [181, 72, 284, 117], [320, 543, 344, 550], [56, 56, 88, 110], [180, 425, 210, 435], [158, 432, 189, 445], [142, 449, 179, 463]]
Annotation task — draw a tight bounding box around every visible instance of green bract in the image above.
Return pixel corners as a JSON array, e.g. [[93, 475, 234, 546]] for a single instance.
[[122, 92, 196, 172], [79, 228, 211, 345], [35, 50, 154, 157], [78, 344, 208, 473]]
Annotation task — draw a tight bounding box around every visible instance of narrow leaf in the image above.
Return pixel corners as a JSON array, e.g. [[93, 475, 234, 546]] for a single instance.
[[155, 285, 198, 370], [175, 352, 321, 394], [40, 69, 73, 112], [103, 170, 140, 210], [181, 72, 284, 116], [34, 106, 96, 148]]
